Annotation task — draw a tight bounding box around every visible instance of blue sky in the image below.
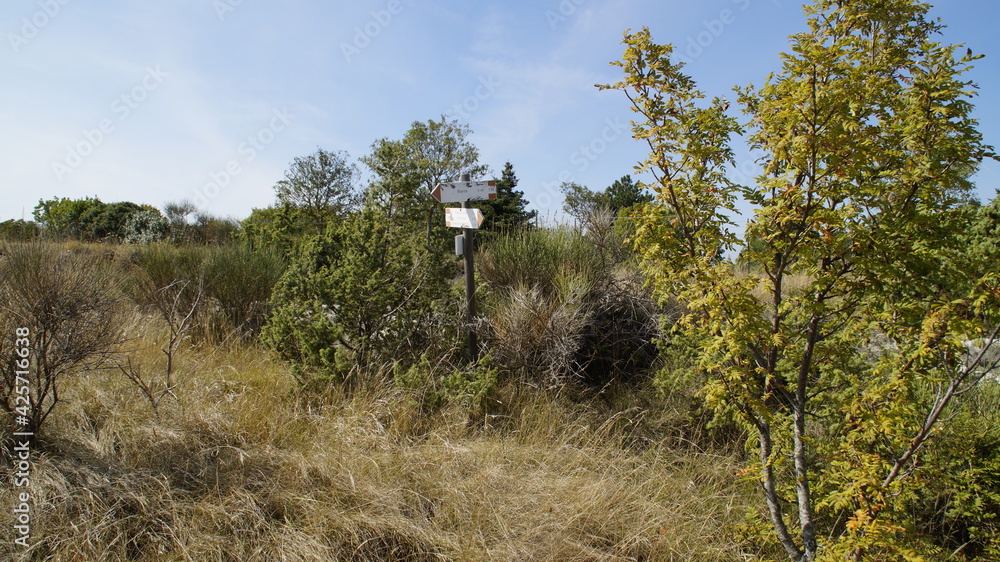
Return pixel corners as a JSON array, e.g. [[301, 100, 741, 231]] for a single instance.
[[2, 0, 999, 224]]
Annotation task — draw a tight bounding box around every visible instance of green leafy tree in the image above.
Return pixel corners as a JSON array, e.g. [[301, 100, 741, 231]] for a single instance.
[[560, 176, 652, 223], [78, 201, 146, 241], [480, 162, 536, 231], [34, 198, 159, 242], [362, 116, 488, 242], [33, 196, 103, 239], [0, 219, 39, 241], [559, 182, 603, 223], [603, 2, 998, 558], [239, 203, 302, 250], [965, 190, 1000, 269], [274, 148, 360, 235]]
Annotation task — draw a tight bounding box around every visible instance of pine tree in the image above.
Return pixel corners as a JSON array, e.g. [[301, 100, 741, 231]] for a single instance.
[[481, 162, 536, 231]]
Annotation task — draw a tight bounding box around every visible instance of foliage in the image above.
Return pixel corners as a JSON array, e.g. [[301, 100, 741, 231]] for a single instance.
[[162, 200, 197, 243], [189, 212, 240, 245], [0, 241, 124, 436], [559, 175, 652, 224], [262, 117, 490, 386], [964, 191, 1000, 269], [262, 208, 450, 385], [128, 243, 286, 343], [274, 148, 360, 235], [603, 2, 999, 558], [361, 116, 487, 248], [78, 201, 147, 241], [202, 244, 287, 340], [33, 197, 166, 242], [123, 208, 169, 244], [902, 382, 1000, 558], [606, 175, 651, 213], [33, 196, 103, 239], [478, 225, 603, 297], [239, 203, 305, 250], [479, 161, 537, 231], [0, 219, 39, 241], [559, 182, 603, 224], [394, 353, 500, 415]]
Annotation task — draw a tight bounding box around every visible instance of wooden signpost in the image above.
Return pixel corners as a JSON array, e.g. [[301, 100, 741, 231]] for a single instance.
[[433, 175, 490, 362]]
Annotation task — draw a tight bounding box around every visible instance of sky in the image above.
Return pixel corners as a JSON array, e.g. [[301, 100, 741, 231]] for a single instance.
[[2, 0, 999, 224]]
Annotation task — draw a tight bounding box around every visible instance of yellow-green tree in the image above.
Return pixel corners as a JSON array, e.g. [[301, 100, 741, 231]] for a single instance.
[[602, 1, 999, 559]]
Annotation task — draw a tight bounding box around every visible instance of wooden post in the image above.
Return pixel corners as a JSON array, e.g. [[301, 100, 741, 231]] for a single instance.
[[460, 173, 478, 363]]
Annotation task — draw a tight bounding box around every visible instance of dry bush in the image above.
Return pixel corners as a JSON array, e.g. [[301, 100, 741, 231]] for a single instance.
[[478, 221, 662, 387], [484, 280, 591, 385], [0, 241, 125, 437]]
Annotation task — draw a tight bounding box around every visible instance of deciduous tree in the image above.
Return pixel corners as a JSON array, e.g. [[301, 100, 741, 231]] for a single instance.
[[274, 148, 359, 235], [603, 1, 999, 558]]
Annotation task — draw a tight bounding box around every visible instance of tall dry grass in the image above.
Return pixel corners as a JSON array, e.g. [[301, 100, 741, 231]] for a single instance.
[[1, 317, 756, 560]]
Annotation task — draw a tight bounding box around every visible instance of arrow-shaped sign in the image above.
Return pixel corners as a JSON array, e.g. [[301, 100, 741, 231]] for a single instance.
[[445, 208, 485, 229], [431, 180, 497, 203]]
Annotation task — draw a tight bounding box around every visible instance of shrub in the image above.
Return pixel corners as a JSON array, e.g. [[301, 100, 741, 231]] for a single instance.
[[478, 225, 602, 296], [484, 280, 591, 385], [203, 244, 286, 341], [122, 208, 169, 244], [0, 219, 40, 241], [479, 223, 660, 386], [0, 241, 123, 437], [127, 243, 207, 313], [904, 382, 1000, 558], [263, 209, 450, 385]]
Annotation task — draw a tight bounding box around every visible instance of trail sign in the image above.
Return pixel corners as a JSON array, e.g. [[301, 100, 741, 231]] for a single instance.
[[431, 180, 496, 203], [445, 207, 485, 229]]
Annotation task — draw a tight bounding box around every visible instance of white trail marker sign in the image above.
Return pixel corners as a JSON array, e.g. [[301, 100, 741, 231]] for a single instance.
[[445, 207, 485, 229], [431, 180, 496, 203]]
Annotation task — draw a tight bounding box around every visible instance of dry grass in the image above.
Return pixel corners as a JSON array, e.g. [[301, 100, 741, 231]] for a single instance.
[[1, 319, 755, 561]]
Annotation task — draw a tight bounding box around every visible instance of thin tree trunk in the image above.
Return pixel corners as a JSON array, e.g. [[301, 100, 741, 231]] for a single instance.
[[759, 417, 804, 561]]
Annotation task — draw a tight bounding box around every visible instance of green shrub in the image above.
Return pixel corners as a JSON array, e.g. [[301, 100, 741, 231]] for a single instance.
[[478, 225, 602, 296], [127, 243, 208, 312], [0, 219, 40, 241], [203, 244, 286, 340], [262, 209, 450, 385], [122, 209, 169, 244], [904, 382, 1000, 558]]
